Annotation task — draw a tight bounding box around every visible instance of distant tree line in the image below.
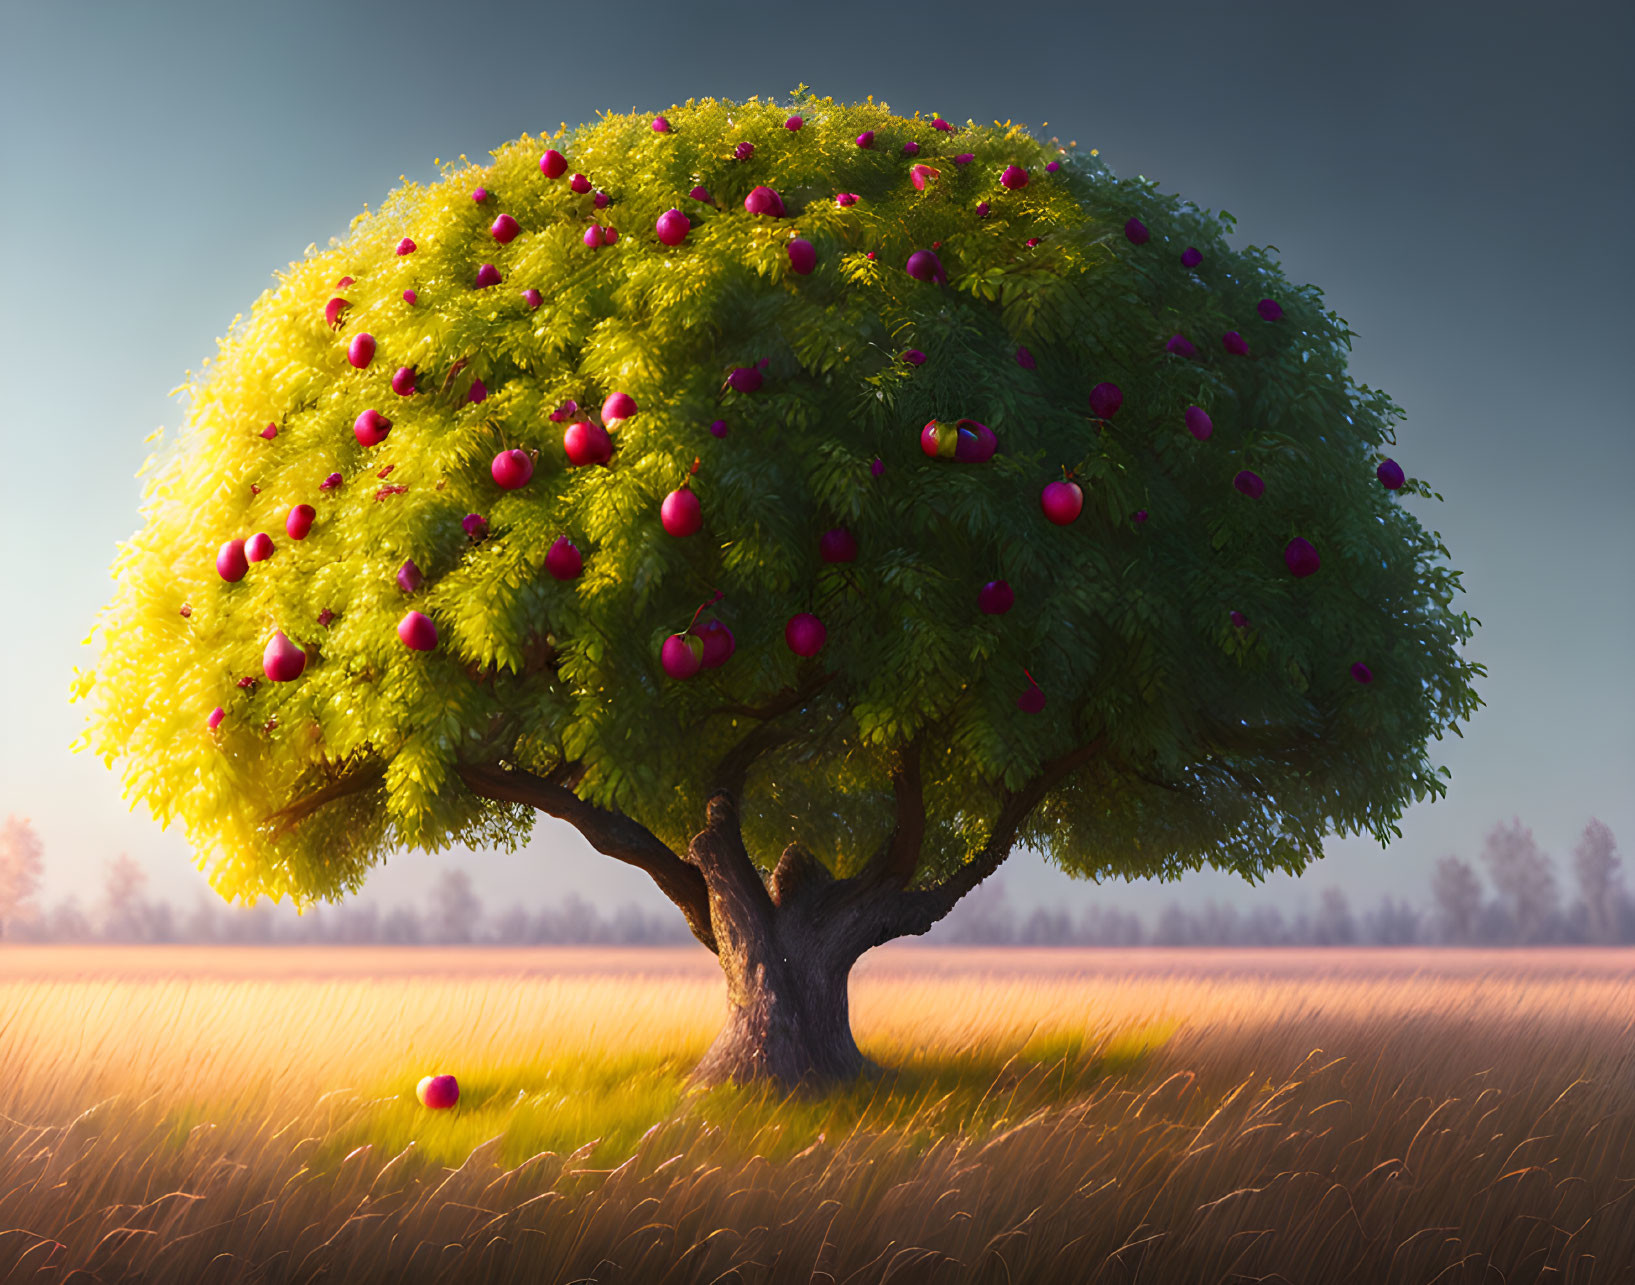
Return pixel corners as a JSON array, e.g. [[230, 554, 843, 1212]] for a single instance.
[[0, 815, 1624, 947]]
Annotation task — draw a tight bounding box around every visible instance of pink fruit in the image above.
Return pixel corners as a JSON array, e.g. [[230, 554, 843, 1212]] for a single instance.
[[402, 289, 417, 304], [902, 348, 926, 366], [583, 225, 605, 248], [286, 505, 315, 540], [1181, 247, 1202, 267], [901, 140, 920, 155], [570, 173, 591, 194], [871, 457, 885, 477], [416, 1074, 458, 1109], [661, 488, 702, 536], [905, 250, 947, 283], [932, 117, 953, 132], [207, 707, 224, 731], [1045, 160, 1060, 172], [391, 366, 417, 396], [1185, 406, 1213, 440], [398, 611, 438, 651], [978, 580, 1014, 614], [1166, 334, 1197, 358], [734, 141, 754, 161], [593, 191, 610, 208], [263, 631, 306, 682], [397, 559, 423, 593], [548, 400, 578, 422], [689, 185, 713, 203], [1041, 480, 1083, 525], [472, 188, 487, 203], [785, 613, 826, 657], [661, 633, 704, 679], [727, 365, 763, 393], [955, 152, 975, 165], [1016, 346, 1036, 369], [970, 422, 997, 460], [320, 472, 342, 491], [245, 532, 274, 562], [652, 116, 671, 133], [463, 513, 489, 541], [709, 419, 728, 438], [1377, 459, 1405, 489], [1351, 662, 1374, 684], [655, 209, 689, 246], [354, 409, 391, 446], [1284, 538, 1321, 578], [743, 186, 785, 217], [1230, 611, 1248, 628], [492, 449, 533, 489], [540, 149, 567, 178], [467, 379, 488, 404], [1222, 331, 1249, 355], [1134, 509, 1149, 524], [975, 201, 990, 218], [563, 421, 612, 466], [545, 536, 582, 581], [921, 420, 955, 458], [785, 115, 803, 130], [909, 163, 940, 190], [1233, 470, 1265, 498], [475, 263, 501, 288], [602, 391, 637, 422], [325, 297, 349, 328], [216, 539, 249, 582], [856, 130, 874, 148], [396, 238, 416, 255], [1000, 164, 1028, 189], [1124, 217, 1150, 244], [1089, 382, 1122, 419], [347, 333, 375, 369], [1257, 298, 1284, 321], [260, 423, 278, 439], [523, 289, 543, 308], [693, 618, 735, 668], [787, 238, 816, 274], [952, 421, 990, 462], [491, 213, 521, 243], [336, 276, 354, 288], [819, 528, 858, 562], [603, 226, 619, 244], [1016, 683, 1045, 713]]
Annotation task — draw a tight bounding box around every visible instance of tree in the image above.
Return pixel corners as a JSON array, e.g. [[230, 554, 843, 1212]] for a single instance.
[[1431, 855, 1482, 944], [1481, 818, 1558, 944], [1312, 886, 1356, 946], [428, 868, 484, 942], [74, 94, 1483, 1087], [1571, 818, 1621, 944], [0, 815, 45, 939], [100, 854, 151, 941]]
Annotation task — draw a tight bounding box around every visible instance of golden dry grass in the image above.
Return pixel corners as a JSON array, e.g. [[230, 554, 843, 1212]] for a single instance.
[[0, 946, 1632, 1283]]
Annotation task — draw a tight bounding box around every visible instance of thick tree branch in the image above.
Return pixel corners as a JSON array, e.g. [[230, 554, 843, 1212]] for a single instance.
[[859, 736, 926, 889], [709, 673, 837, 799], [689, 791, 776, 937], [459, 762, 716, 952], [262, 761, 387, 841]]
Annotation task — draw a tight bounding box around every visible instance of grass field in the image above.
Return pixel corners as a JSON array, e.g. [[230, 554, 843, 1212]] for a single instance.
[[0, 946, 1632, 1283]]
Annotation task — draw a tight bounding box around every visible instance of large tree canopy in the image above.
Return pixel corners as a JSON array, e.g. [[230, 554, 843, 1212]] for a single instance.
[[76, 93, 1481, 924]]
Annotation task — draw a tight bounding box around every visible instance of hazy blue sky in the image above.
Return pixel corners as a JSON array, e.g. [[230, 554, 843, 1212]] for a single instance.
[[1, 0, 1630, 924]]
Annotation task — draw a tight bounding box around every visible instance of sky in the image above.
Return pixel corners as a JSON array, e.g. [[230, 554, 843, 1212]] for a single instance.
[[1, 0, 1630, 926]]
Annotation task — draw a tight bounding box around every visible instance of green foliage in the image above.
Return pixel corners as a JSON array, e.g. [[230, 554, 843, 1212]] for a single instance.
[[75, 94, 1482, 906]]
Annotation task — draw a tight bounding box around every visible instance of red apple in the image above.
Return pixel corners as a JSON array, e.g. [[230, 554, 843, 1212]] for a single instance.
[[1377, 459, 1405, 489], [545, 536, 582, 581], [819, 528, 858, 562], [661, 488, 702, 536], [655, 209, 689, 246], [397, 559, 423, 593], [285, 505, 315, 540], [743, 186, 785, 217], [709, 418, 729, 438], [1351, 662, 1374, 684], [391, 366, 417, 396], [540, 149, 567, 178], [661, 633, 704, 679], [1088, 382, 1122, 419], [354, 409, 391, 446], [786, 612, 826, 657], [245, 532, 274, 562], [1222, 331, 1249, 356], [1000, 164, 1028, 189], [475, 263, 501, 287], [260, 423, 278, 440], [1017, 683, 1045, 713], [491, 213, 521, 243], [693, 618, 735, 668], [523, 288, 543, 309], [1185, 406, 1213, 440], [602, 391, 637, 423], [727, 366, 763, 393], [978, 581, 1014, 614], [1233, 470, 1265, 499], [562, 420, 611, 466], [583, 225, 605, 248], [1284, 538, 1321, 578], [570, 173, 591, 194], [787, 238, 816, 275], [325, 297, 349, 328], [216, 538, 248, 582], [492, 449, 533, 489], [398, 610, 438, 651], [416, 1074, 459, 1109], [347, 333, 375, 369], [263, 631, 306, 682], [397, 238, 416, 255], [1041, 480, 1083, 525], [466, 379, 488, 404], [402, 289, 417, 304]]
